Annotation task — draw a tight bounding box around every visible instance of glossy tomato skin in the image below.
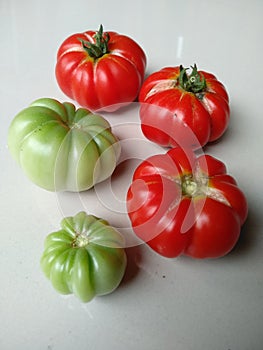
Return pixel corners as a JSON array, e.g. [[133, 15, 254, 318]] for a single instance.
[[40, 212, 127, 302], [139, 66, 230, 149], [55, 28, 146, 112], [126, 148, 248, 259], [8, 98, 121, 191]]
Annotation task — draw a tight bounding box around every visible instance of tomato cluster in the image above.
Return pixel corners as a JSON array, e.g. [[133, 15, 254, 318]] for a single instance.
[[8, 25, 248, 302]]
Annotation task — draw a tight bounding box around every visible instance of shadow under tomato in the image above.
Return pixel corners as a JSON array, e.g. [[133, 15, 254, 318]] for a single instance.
[[119, 244, 145, 289], [225, 207, 259, 260], [203, 125, 234, 153]]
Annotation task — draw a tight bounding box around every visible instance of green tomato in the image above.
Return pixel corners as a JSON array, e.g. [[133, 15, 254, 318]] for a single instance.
[[8, 98, 121, 191], [40, 212, 127, 302]]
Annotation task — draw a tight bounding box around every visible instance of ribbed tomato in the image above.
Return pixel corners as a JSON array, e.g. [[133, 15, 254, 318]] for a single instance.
[[40, 212, 127, 302], [55, 25, 146, 112], [8, 98, 120, 191], [139, 65, 230, 149], [126, 147, 248, 259]]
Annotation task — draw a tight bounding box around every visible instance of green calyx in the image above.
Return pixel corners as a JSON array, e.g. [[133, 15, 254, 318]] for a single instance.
[[179, 64, 207, 93], [79, 24, 110, 59]]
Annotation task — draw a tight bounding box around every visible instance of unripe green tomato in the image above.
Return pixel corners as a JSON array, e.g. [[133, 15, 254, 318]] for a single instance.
[[40, 212, 127, 302], [8, 98, 121, 191]]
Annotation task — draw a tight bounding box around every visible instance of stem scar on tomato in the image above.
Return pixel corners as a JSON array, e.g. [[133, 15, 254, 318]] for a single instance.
[[72, 233, 90, 248], [180, 170, 230, 207]]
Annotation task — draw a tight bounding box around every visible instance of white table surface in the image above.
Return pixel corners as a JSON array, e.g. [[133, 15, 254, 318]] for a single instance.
[[1, 1, 263, 349]]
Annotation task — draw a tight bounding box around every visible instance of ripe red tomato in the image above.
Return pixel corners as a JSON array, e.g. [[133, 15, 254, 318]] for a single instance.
[[139, 65, 230, 149], [126, 147, 248, 259], [55, 25, 146, 112]]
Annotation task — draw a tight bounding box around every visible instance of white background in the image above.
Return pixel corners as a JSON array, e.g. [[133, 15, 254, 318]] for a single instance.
[[1, 0, 263, 349]]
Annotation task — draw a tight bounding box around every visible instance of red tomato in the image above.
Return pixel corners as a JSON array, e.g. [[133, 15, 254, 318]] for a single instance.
[[55, 25, 146, 112], [139, 65, 230, 149], [126, 147, 248, 259]]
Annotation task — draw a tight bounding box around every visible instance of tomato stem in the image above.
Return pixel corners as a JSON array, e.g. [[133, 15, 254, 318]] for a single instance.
[[73, 233, 89, 248], [79, 24, 110, 59], [179, 64, 206, 93]]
